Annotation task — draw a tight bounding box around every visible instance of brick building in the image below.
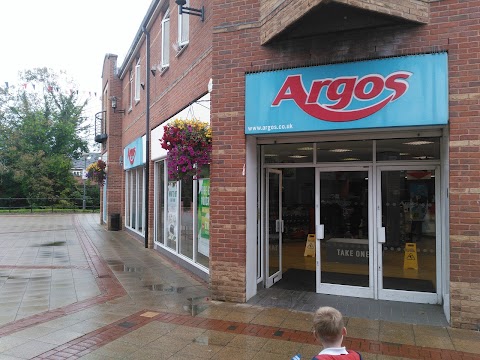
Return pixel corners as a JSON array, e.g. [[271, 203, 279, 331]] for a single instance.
[[100, 0, 480, 329]]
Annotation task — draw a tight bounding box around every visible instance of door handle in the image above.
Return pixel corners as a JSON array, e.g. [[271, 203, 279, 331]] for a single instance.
[[378, 227, 386, 243], [275, 219, 280, 232], [281, 220, 284, 233], [316, 224, 324, 240]]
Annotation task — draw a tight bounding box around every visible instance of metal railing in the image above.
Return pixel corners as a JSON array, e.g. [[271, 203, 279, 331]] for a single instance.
[[94, 110, 108, 143], [0, 198, 100, 213]]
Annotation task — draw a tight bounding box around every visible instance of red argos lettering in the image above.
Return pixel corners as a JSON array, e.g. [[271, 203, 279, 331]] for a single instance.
[[128, 147, 136, 165], [271, 72, 411, 122], [385, 72, 410, 101]]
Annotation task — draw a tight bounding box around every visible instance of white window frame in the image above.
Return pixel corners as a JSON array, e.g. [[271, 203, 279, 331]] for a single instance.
[[161, 8, 170, 68], [134, 59, 141, 102], [178, 0, 189, 47], [129, 70, 133, 110], [125, 167, 145, 236]]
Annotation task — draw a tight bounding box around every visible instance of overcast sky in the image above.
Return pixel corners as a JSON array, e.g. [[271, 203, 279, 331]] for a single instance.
[[1, 1, 211, 152], [0, 0, 153, 150], [0, 0, 152, 106]]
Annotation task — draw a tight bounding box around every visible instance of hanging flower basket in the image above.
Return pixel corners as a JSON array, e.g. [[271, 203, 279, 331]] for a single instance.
[[160, 119, 212, 181], [86, 159, 107, 186]]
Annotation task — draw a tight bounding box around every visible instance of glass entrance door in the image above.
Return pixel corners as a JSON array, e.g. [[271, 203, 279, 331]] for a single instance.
[[316, 168, 373, 298], [266, 169, 283, 287], [377, 166, 440, 303]]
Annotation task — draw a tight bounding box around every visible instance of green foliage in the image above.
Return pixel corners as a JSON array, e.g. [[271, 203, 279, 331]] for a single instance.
[[0, 68, 89, 199]]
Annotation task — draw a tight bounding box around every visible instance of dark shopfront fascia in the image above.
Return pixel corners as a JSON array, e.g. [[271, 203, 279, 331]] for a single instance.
[[243, 53, 451, 321]]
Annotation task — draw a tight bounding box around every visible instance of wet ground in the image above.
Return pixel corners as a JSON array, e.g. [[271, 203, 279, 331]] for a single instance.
[[0, 213, 478, 359]]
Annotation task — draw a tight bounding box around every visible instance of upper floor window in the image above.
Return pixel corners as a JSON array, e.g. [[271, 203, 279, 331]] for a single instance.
[[178, 0, 189, 46], [134, 59, 141, 102], [161, 8, 170, 68], [129, 70, 133, 109]]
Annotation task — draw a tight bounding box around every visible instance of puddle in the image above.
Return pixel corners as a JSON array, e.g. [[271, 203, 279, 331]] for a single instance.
[[106, 260, 123, 265], [183, 303, 209, 316], [30, 276, 51, 281], [111, 264, 144, 273], [39, 250, 67, 259], [183, 296, 209, 316], [3, 276, 50, 280], [145, 284, 185, 293], [193, 336, 209, 345], [107, 260, 144, 273]]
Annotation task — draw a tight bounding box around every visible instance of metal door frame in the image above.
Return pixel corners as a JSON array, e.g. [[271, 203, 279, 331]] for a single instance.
[[265, 169, 283, 287], [315, 166, 374, 298], [376, 164, 441, 304]]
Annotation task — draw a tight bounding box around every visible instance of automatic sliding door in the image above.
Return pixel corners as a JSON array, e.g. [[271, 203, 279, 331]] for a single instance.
[[316, 168, 372, 297], [378, 167, 439, 303]]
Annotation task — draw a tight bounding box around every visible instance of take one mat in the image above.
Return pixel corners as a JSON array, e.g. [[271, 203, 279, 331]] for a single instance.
[[272, 268, 435, 293]]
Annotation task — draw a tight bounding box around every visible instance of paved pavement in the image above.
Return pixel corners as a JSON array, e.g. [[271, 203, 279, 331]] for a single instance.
[[0, 213, 478, 360]]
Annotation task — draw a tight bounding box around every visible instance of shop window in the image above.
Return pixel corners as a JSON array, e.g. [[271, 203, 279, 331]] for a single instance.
[[138, 168, 144, 232], [161, 9, 170, 68], [316, 140, 373, 162], [180, 175, 194, 259], [263, 142, 314, 164], [178, 0, 189, 47], [155, 161, 165, 245], [376, 137, 440, 161], [166, 180, 179, 251], [154, 164, 210, 271], [196, 166, 210, 268], [264, 138, 438, 164], [125, 171, 130, 226], [125, 167, 145, 235], [131, 171, 137, 229]]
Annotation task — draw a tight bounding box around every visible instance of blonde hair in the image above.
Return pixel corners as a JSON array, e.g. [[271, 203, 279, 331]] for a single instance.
[[313, 306, 344, 343]]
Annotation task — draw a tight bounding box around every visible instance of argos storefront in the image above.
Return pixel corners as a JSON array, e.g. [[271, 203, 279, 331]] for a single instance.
[[244, 53, 450, 313]]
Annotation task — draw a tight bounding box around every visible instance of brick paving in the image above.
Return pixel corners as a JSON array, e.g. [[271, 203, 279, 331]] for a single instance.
[[0, 214, 479, 359], [31, 310, 480, 360], [0, 216, 126, 339]]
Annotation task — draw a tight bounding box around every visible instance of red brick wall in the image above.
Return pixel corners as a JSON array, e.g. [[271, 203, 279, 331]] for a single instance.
[[103, 0, 212, 244], [211, 0, 480, 328], [101, 55, 125, 229]]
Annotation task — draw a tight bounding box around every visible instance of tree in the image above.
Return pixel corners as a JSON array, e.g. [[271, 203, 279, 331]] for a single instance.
[[0, 68, 89, 199]]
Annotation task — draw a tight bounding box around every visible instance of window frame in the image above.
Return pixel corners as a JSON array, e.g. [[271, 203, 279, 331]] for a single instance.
[[129, 70, 133, 110], [178, 0, 189, 47], [125, 167, 145, 235], [161, 8, 170, 68], [134, 59, 141, 102]]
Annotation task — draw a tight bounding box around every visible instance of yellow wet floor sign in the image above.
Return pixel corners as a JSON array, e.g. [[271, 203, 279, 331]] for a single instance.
[[304, 234, 316, 257], [403, 242, 418, 270]]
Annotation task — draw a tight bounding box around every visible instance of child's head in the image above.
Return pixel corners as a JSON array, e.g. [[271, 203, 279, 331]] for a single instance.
[[313, 306, 346, 346]]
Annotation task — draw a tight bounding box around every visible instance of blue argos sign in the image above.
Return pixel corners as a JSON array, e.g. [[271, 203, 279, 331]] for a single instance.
[[245, 53, 448, 134], [123, 137, 144, 170]]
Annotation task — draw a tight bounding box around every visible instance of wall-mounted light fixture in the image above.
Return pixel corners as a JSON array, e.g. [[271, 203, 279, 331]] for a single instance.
[[175, 0, 204, 22], [140, 83, 145, 90], [110, 96, 125, 114], [151, 67, 157, 76], [119, 155, 123, 167]]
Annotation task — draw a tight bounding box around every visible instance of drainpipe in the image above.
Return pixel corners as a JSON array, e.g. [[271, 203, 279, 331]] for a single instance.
[[143, 25, 150, 249]]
